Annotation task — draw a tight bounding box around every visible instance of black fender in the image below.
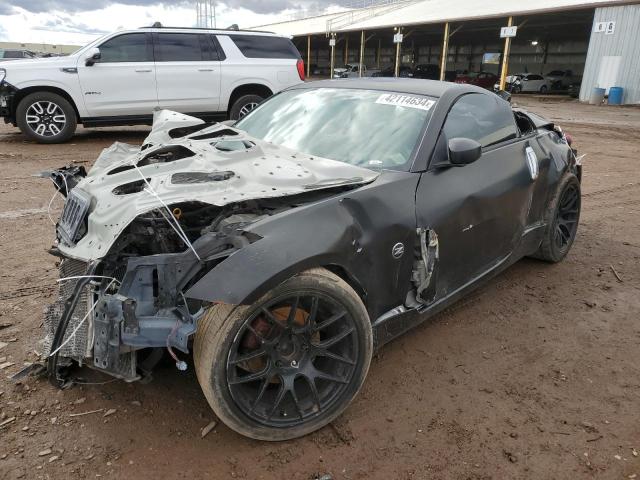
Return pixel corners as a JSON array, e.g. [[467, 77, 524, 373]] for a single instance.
[[185, 171, 421, 321]]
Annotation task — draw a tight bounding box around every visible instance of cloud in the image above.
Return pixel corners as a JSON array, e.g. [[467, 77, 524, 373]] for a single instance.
[[0, 3, 16, 15], [4, 0, 190, 14], [0, 0, 352, 16], [33, 16, 111, 35]]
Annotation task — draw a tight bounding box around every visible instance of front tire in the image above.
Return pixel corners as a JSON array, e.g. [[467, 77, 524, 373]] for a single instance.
[[531, 174, 581, 263], [16, 92, 77, 143], [229, 94, 264, 120], [194, 268, 373, 441]]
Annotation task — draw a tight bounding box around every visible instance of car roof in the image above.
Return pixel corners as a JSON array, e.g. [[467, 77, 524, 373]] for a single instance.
[[136, 27, 278, 36], [289, 78, 486, 98]]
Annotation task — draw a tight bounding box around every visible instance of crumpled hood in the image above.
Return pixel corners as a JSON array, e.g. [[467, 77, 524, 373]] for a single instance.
[[58, 110, 379, 261]]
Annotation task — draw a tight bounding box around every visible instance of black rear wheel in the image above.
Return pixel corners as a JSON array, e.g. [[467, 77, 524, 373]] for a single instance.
[[531, 174, 581, 263], [194, 268, 372, 440]]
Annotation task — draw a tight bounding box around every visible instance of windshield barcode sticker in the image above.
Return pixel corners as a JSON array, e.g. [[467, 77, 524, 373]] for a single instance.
[[376, 94, 435, 111]]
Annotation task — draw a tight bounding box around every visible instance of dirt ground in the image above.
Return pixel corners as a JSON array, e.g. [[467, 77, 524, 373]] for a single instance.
[[0, 96, 638, 480]]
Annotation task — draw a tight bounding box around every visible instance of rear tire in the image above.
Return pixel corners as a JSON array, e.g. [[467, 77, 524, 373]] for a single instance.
[[16, 92, 77, 143], [194, 268, 373, 441], [540, 85, 548, 94], [531, 174, 581, 263], [229, 94, 264, 120]]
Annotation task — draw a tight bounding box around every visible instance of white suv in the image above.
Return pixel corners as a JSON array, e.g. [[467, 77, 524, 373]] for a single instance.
[[0, 25, 305, 143]]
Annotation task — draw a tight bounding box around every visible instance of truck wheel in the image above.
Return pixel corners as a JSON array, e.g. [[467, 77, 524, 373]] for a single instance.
[[229, 94, 264, 120], [16, 92, 77, 143], [194, 268, 373, 441], [530, 174, 581, 263]]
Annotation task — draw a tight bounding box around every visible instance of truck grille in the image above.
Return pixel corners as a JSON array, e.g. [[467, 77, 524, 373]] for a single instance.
[[57, 189, 91, 245], [43, 258, 93, 360]]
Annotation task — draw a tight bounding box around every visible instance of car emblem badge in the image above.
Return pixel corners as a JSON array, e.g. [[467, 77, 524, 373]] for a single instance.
[[525, 146, 539, 180], [392, 242, 405, 259]]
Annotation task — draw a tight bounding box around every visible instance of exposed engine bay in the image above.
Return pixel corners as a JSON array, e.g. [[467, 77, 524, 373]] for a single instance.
[[41, 110, 379, 386]]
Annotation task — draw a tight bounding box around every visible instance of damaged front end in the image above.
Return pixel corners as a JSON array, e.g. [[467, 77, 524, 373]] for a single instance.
[[44, 200, 260, 385], [42, 110, 378, 386]]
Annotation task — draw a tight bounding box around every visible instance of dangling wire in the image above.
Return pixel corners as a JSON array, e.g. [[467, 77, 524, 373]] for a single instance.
[[48, 278, 117, 358], [129, 160, 201, 261], [57, 275, 121, 284], [46, 173, 70, 226]]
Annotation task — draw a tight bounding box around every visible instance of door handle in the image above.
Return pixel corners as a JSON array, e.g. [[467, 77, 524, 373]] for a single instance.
[[135, 69, 152, 73], [198, 68, 214, 72]]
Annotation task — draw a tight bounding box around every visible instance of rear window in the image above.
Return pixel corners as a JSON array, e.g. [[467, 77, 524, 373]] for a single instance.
[[229, 35, 300, 59]]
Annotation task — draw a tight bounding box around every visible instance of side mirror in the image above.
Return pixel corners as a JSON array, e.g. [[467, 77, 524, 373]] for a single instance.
[[448, 137, 482, 165], [85, 47, 101, 66]]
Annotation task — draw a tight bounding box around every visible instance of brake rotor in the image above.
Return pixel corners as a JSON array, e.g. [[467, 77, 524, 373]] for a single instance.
[[239, 306, 315, 375]]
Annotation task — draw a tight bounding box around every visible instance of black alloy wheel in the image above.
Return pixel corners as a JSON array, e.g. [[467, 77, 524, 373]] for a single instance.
[[226, 293, 359, 427], [553, 182, 580, 254], [531, 174, 581, 263], [194, 268, 373, 441]]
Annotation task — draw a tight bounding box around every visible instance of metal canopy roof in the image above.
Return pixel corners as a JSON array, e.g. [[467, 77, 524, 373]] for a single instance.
[[252, 0, 634, 36]]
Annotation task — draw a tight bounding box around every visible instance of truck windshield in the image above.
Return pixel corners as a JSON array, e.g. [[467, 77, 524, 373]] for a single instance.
[[235, 87, 437, 170]]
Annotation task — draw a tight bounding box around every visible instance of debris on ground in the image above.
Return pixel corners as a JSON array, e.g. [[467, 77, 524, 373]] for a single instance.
[[201, 420, 217, 438]]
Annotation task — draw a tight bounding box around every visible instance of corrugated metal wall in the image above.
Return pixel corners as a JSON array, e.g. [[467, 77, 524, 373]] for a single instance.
[[580, 4, 640, 104]]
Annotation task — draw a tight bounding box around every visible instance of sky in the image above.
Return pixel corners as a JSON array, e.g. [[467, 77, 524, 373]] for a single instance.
[[0, 0, 351, 46]]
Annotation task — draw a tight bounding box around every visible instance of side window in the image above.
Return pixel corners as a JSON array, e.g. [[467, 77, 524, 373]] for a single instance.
[[529, 74, 543, 80], [229, 35, 301, 59], [442, 93, 518, 148], [154, 33, 214, 62], [98, 33, 152, 63]]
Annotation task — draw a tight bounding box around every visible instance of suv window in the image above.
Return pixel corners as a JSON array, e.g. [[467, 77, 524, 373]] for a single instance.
[[99, 33, 152, 63], [229, 35, 300, 59], [443, 93, 517, 148], [4, 50, 22, 58], [154, 33, 219, 61]]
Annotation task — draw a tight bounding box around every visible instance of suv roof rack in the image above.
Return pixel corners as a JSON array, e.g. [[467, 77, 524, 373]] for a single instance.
[[139, 22, 273, 34]]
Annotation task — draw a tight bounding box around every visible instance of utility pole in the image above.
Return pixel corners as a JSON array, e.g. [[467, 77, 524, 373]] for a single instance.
[[394, 26, 403, 78], [359, 30, 365, 77], [307, 35, 311, 78], [499, 16, 514, 91], [439, 22, 449, 81], [330, 34, 336, 79]]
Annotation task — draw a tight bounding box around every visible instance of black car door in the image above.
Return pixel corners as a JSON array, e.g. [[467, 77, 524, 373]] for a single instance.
[[415, 93, 537, 300]]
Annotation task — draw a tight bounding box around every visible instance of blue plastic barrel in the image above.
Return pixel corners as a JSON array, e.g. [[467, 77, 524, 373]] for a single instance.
[[608, 87, 624, 105]]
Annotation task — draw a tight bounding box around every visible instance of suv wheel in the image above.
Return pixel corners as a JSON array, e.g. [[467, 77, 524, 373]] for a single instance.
[[194, 268, 373, 441], [229, 94, 264, 120], [17, 92, 77, 143]]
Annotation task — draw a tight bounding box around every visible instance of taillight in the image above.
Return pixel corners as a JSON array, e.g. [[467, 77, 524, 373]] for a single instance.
[[296, 59, 305, 81]]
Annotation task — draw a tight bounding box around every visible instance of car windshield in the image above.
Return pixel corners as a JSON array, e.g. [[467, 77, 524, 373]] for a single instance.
[[235, 87, 436, 170]]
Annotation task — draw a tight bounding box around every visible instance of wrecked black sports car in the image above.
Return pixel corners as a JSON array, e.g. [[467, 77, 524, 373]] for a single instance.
[[42, 79, 581, 441]]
